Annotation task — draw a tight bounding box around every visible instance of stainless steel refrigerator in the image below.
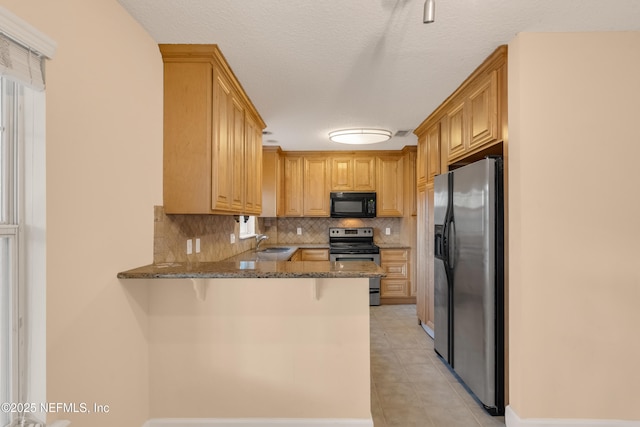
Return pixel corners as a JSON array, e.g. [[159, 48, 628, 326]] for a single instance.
[[433, 156, 504, 415]]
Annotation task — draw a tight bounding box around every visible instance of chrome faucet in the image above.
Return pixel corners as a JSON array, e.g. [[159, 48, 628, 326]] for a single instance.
[[255, 234, 269, 250]]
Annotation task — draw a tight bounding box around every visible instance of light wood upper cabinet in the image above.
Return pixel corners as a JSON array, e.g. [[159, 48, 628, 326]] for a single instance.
[[283, 155, 303, 216], [376, 156, 404, 217], [330, 157, 353, 191], [403, 146, 417, 217], [469, 70, 498, 150], [353, 156, 376, 190], [415, 46, 505, 166], [282, 155, 330, 217], [445, 67, 501, 163], [446, 99, 466, 162], [413, 45, 507, 335], [244, 114, 262, 215], [160, 44, 266, 215], [416, 135, 428, 188], [272, 150, 409, 217], [261, 147, 283, 217], [211, 70, 233, 211], [303, 157, 330, 216], [330, 155, 375, 191], [426, 122, 441, 183], [230, 95, 245, 212]]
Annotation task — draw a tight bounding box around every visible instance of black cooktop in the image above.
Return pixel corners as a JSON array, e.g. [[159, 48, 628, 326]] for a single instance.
[[328, 227, 379, 254]]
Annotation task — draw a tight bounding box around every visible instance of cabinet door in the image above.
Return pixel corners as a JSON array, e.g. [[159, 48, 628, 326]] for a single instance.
[[353, 156, 376, 191], [212, 70, 234, 211], [468, 70, 498, 150], [330, 155, 375, 191], [380, 249, 410, 298], [261, 147, 282, 217], [330, 157, 353, 191], [230, 96, 245, 212], [163, 61, 213, 214], [427, 184, 435, 330], [283, 156, 303, 216], [426, 122, 441, 183], [446, 99, 466, 162], [416, 134, 428, 188], [416, 186, 428, 324], [404, 148, 417, 217], [381, 280, 409, 298], [303, 157, 330, 216], [244, 114, 262, 215], [416, 186, 434, 331], [376, 156, 404, 217]]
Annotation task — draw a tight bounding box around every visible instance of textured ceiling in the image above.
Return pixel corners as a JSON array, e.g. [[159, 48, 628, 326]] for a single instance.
[[117, 0, 640, 151]]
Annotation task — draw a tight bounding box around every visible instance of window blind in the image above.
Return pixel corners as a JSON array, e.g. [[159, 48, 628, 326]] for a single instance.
[[0, 6, 56, 91], [0, 32, 45, 90]]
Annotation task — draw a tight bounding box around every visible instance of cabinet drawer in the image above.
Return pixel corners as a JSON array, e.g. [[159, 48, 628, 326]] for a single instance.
[[381, 262, 408, 279], [380, 249, 408, 262], [300, 248, 329, 261], [381, 279, 409, 298]]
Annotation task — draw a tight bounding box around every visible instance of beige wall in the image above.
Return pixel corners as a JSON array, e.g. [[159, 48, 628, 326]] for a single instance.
[[508, 32, 640, 421], [0, 0, 163, 425], [148, 278, 371, 419]]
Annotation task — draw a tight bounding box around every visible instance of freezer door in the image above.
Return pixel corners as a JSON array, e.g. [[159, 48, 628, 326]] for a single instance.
[[433, 173, 450, 362], [451, 158, 498, 408]]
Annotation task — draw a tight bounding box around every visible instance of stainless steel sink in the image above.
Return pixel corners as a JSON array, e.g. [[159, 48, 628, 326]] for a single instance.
[[260, 247, 292, 253]]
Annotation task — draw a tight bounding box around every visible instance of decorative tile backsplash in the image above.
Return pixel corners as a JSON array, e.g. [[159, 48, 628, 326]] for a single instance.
[[154, 206, 412, 263]]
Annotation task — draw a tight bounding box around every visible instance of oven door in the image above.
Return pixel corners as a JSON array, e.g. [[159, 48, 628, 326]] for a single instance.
[[330, 252, 380, 306]]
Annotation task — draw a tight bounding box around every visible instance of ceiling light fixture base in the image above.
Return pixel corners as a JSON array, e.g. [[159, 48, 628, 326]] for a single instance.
[[328, 128, 392, 145]]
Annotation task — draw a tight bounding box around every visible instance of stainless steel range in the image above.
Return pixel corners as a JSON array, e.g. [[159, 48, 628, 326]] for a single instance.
[[329, 227, 381, 306]]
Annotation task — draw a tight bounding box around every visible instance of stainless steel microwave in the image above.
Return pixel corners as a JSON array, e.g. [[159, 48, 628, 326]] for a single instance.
[[330, 192, 376, 218]]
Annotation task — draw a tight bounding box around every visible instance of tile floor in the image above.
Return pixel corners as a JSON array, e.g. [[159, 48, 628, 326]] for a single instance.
[[370, 304, 505, 427]]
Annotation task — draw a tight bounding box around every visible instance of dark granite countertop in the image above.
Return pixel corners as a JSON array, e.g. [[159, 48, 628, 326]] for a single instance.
[[117, 260, 385, 279]]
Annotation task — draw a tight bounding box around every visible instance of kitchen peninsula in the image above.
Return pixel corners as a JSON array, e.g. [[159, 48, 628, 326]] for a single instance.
[[117, 255, 383, 423]]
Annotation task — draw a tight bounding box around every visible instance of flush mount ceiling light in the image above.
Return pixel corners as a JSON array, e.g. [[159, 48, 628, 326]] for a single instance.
[[423, 0, 435, 23], [328, 129, 392, 145]]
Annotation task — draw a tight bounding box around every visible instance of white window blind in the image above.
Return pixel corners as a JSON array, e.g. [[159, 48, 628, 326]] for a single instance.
[[0, 6, 56, 91], [0, 32, 44, 90]]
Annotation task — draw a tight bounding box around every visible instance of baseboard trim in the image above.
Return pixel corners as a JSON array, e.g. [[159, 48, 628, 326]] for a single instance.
[[143, 418, 373, 427], [506, 406, 640, 426]]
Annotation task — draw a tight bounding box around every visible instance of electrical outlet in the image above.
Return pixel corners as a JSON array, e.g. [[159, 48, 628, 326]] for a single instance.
[[297, 227, 302, 235], [186, 239, 193, 254], [385, 227, 391, 235], [195, 238, 201, 253], [230, 234, 236, 244]]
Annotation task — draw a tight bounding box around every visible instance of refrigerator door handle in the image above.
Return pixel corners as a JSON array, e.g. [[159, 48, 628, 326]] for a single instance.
[[448, 220, 456, 269]]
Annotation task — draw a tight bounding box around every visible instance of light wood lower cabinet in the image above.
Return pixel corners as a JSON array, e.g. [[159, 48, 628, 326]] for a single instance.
[[289, 250, 302, 261], [299, 248, 329, 261], [380, 249, 414, 303], [289, 248, 329, 261]]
